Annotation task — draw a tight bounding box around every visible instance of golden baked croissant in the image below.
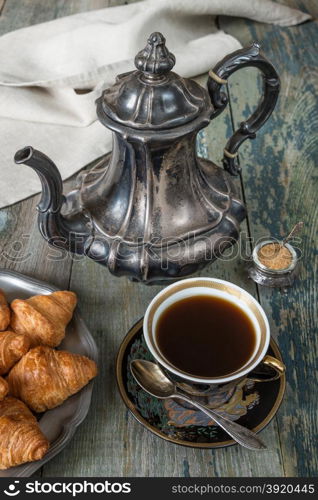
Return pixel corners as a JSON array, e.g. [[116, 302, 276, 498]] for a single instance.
[[0, 396, 49, 470], [8, 346, 97, 412], [0, 330, 30, 375], [0, 377, 8, 401], [0, 290, 11, 331], [11, 290, 77, 347]]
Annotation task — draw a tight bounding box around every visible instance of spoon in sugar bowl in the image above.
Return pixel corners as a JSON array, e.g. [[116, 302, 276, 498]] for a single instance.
[[248, 222, 303, 288], [130, 359, 266, 451]]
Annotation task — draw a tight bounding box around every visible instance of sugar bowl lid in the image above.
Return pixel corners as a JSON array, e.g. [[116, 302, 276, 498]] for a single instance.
[[98, 32, 210, 130]]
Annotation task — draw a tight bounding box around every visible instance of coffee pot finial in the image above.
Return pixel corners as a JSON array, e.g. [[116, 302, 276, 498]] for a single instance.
[[134, 31, 176, 75]]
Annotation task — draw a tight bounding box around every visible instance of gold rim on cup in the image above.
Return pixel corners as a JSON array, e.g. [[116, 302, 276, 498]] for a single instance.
[[143, 278, 271, 384]]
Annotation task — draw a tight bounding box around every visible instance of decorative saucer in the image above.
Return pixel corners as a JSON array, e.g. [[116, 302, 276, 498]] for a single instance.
[[116, 319, 286, 448]]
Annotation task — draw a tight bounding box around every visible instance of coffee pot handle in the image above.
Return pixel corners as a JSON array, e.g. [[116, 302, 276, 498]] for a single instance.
[[207, 42, 280, 175]]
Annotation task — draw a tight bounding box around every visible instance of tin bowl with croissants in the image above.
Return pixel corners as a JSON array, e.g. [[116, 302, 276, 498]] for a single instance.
[[0, 269, 98, 476]]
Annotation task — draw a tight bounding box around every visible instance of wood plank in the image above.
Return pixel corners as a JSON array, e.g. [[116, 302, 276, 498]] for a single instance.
[[219, 0, 318, 477], [0, 191, 73, 290]]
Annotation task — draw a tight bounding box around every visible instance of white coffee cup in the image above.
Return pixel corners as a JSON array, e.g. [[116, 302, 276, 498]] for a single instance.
[[144, 277, 284, 386]]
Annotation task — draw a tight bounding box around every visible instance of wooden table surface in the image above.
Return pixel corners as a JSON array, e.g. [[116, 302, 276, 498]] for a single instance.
[[0, 0, 317, 477]]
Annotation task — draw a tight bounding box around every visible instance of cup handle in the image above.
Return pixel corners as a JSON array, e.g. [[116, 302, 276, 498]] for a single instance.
[[247, 355, 286, 382]]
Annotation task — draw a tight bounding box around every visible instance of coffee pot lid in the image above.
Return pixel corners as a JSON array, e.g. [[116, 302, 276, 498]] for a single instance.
[[99, 32, 210, 130]]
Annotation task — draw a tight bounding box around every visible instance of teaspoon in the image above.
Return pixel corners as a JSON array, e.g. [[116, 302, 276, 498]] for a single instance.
[[130, 359, 266, 451]]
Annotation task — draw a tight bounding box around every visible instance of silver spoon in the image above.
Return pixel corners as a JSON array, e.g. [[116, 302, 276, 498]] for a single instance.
[[130, 359, 266, 451], [281, 221, 303, 247]]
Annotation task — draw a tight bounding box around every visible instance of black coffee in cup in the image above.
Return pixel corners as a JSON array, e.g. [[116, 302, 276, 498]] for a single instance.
[[156, 294, 256, 378]]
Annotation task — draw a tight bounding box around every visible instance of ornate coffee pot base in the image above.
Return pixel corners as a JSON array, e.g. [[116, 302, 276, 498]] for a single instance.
[[62, 155, 245, 284]]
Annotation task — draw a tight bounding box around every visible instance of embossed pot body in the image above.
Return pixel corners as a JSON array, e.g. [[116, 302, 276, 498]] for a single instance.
[[15, 33, 280, 283]]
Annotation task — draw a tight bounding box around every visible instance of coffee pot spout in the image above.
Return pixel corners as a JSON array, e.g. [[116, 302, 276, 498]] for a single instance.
[[15, 147, 64, 214], [14, 146, 90, 254]]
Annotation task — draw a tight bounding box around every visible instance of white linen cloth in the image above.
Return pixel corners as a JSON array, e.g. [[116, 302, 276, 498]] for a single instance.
[[0, 0, 311, 208]]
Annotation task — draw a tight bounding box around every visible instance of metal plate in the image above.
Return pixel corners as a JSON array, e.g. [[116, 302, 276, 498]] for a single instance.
[[0, 269, 98, 477]]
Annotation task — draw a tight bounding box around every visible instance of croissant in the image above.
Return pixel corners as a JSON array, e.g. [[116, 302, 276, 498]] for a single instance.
[[7, 346, 97, 412], [0, 377, 8, 401], [0, 330, 30, 375], [0, 290, 11, 331], [0, 396, 49, 470], [11, 290, 77, 347]]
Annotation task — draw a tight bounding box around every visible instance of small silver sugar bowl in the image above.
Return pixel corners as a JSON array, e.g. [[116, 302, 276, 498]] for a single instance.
[[248, 239, 299, 288]]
